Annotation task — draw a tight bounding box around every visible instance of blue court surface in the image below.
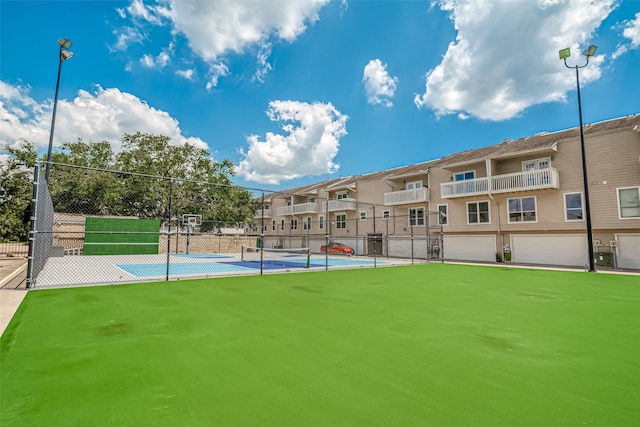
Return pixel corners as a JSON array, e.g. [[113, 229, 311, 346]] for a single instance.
[[116, 261, 253, 277], [117, 255, 388, 278]]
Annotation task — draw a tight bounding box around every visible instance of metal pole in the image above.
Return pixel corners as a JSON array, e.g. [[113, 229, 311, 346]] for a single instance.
[[574, 65, 596, 272], [45, 56, 64, 182], [26, 163, 41, 288], [373, 205, 377, 267], [260, 191, 265, 275], [165, 178, 173, 281]]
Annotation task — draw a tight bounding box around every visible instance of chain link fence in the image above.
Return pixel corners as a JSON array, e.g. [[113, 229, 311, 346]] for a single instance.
[[26, 162, 443, 288]]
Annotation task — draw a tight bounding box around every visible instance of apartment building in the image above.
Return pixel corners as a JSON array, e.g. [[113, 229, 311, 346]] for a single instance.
[[256, 114, 640, 269]]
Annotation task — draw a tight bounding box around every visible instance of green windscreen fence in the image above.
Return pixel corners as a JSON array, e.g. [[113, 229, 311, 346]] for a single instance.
[[84, 218, 160, 255]]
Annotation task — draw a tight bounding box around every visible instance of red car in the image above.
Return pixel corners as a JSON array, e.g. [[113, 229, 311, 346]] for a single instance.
[[320, 242, 354, 255]]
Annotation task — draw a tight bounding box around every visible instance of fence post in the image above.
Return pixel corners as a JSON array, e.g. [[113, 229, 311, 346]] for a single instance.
[[165, 178, 173, 281], [372, 204, 377, 268], [25, 163, 40, 289]]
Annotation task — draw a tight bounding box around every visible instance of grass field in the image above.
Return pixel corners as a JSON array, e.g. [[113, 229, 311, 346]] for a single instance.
[[2, 264, 640, 426]]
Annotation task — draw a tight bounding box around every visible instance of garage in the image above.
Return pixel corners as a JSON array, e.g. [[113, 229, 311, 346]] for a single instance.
[[511, 234, 587, 267], [443, 235, 496, 262], [616, 234, 640, 270]]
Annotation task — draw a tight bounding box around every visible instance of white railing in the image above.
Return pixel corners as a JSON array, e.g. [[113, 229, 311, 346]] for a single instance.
[[491, 168, 559, 193], [254, 208, 271, 218], [384, 187, 430, 206], [440, 168, 559, 198], [440, 177, 489, 198], [277, 202, 319, 216], [326, 198, 357, 212]]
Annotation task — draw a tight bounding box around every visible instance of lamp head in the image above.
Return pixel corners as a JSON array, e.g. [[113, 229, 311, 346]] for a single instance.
[[58, 38, 72, 50], [583, 45, 597, 57], [60, 50, 74, 61], [559, 47, 570, 60]]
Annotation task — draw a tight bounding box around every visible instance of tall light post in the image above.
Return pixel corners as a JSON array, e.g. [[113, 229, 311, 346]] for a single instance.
[[45, 38, 74, 181], [559, 44, 597, 272]]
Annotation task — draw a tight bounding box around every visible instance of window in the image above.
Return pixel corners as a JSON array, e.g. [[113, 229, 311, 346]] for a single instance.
[[454, 171, 475, 181], [337, 192, 348, 200], [383, 210, 390, 219], [522, 157, 551, 171], [564, 192, 583, 221], [467, 201, 490, 224], [336, 214, 347, 229], [280, 219, 285, 231], [508, 197, 536, 223], [437, 204, 448, 225], [618, 187, 640, 218], [290, 218, 298, 230], [406, 180, 422, 190], [272, 220, 276, 231], [409, 208, 425, 226], [307, 197, 316, 203], [359, 210, 367, 221], [303, 217, 311, 230], [319, 215, 324, 230]]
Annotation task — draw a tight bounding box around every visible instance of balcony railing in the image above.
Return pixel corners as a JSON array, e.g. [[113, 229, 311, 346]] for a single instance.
[[277, 202, 319, 216], [384, 187, 430, 206], [440, 168, 559, 198], [254, 208, 271, 218], [326, 198, 357, 212]]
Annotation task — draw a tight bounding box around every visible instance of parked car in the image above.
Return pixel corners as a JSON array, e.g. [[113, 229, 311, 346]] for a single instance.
[[320, 242, 354, 255]]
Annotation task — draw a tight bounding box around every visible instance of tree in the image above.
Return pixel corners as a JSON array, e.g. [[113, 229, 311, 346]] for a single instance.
[[0, 141, 36, 241], [45, 133, 258, 223]]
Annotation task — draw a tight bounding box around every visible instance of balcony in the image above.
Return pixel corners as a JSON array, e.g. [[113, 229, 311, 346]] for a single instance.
[[254, 208, 271, 218], [441, 168, 560, 198], [277, 202, 319, 216], [326, 198, 357, 212], [384, 187, 430, 206]]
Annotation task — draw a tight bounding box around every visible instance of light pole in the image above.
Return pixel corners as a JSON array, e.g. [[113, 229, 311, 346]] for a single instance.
[[559, 44, 597, 272], [45, 38, 74, 181]]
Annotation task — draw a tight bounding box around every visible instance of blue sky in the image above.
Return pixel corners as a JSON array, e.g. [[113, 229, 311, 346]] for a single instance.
[[1, 0, 639, 191]]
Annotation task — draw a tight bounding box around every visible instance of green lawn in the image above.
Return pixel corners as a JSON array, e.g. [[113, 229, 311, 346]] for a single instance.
[[2, 264, 640, 426]]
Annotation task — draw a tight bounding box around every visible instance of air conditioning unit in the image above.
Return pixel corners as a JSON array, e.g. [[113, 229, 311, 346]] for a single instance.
[[610, 240, 617, 248], [593, 239, 601, 246]]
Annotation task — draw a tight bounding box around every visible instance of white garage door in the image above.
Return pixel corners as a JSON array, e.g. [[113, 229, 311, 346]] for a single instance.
[[617, 234, 640, 270], [443, 235, 496, 262], [511, 234, 587, 267]]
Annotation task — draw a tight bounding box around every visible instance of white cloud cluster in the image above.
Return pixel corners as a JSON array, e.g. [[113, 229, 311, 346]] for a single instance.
[[115, 0, 328, 85], [237, 101, 348, 185], [0, 81, 207, 153], [613, 12, 640, 58], [415, 0, 616, 121], [362, 59, 398, 108]]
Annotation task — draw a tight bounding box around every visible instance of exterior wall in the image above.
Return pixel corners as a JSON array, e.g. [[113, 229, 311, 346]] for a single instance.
[[256, 118, 640, 268]]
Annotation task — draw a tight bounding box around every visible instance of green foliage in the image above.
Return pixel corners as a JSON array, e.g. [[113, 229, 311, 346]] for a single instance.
[[0, 140, 36, 240], [45, 133, 258, 223]]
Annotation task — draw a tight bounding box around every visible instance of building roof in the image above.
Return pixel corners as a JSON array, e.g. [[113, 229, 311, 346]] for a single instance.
[[269, 114, 640, 195]]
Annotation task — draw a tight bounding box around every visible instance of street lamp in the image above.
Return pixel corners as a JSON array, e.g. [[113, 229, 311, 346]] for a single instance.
[[45, 38, 74, 181], [559, 44, 597, 272]]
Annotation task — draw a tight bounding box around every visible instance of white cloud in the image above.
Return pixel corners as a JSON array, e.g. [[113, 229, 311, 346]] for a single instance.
[[0, 81, 207, 153], [205, 63, 230, 91], [362, 59, 398, 107], [237, 100, 348, 185], [116, 0, 328, 83], [176, 69, 195, 80], [253, 43, 273, 83], [623, 12, 640, 46], [112, 26, 144, 51], [140, 51, 171, 69], [415, 0, 616, 121], [613, 12, 640, 58]]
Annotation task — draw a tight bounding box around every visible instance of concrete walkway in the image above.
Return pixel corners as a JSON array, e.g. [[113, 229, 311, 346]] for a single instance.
[[1, 258, 28, 337]]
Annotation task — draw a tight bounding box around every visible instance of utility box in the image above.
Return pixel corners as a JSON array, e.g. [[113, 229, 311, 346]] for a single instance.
[[594, 251, 613, 268]]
